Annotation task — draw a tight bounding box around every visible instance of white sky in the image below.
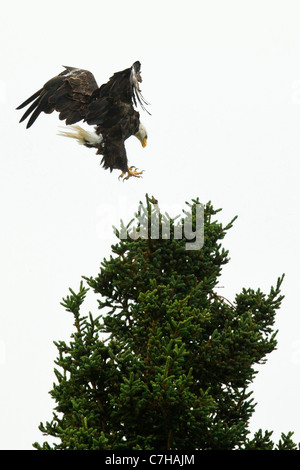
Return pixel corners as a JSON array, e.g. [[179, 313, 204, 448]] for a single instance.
[[1, 0, 300, 450]]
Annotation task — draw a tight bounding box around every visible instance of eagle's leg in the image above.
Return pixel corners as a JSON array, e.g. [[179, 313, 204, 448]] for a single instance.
[[119, 167, 143, 180]]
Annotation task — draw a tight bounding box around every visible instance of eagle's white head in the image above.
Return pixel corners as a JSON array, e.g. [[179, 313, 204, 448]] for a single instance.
[[134, 122, 147, 148]]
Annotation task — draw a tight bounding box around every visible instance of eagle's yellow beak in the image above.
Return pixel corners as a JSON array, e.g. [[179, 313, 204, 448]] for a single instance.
[[142, 138, 147, 148]]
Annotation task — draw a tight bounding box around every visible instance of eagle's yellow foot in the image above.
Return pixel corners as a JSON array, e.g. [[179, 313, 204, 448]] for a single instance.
[[119, 167, 143, 180]]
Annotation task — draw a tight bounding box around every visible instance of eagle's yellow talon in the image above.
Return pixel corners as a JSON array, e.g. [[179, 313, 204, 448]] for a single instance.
[[120, 167, 143, 180]]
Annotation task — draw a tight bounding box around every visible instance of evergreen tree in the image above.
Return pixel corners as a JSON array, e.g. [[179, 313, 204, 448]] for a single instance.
[[33, 195, 299, 450]]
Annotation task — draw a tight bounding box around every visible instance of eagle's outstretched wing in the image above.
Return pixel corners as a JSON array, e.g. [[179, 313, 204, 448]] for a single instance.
[[16, 66, 99, 128], [94, 61, 148, 108], [86, 61, 150, 127]]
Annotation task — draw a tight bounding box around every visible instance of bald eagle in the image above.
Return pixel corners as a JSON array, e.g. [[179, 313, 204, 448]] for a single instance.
[[16, 61, 149, 180]]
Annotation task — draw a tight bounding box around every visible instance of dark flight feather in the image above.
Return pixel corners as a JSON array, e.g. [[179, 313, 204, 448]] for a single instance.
[[17, 88, 43, 111]]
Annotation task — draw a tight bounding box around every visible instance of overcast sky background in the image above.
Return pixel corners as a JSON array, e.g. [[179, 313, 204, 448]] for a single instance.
[[1, 0, 300, 450]]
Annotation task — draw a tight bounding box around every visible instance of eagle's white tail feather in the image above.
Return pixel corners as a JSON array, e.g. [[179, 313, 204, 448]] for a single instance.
[[58, 125, 103, 147]]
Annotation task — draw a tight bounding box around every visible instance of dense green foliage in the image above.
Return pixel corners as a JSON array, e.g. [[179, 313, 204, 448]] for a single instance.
[[33, 195, 298, 450]]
